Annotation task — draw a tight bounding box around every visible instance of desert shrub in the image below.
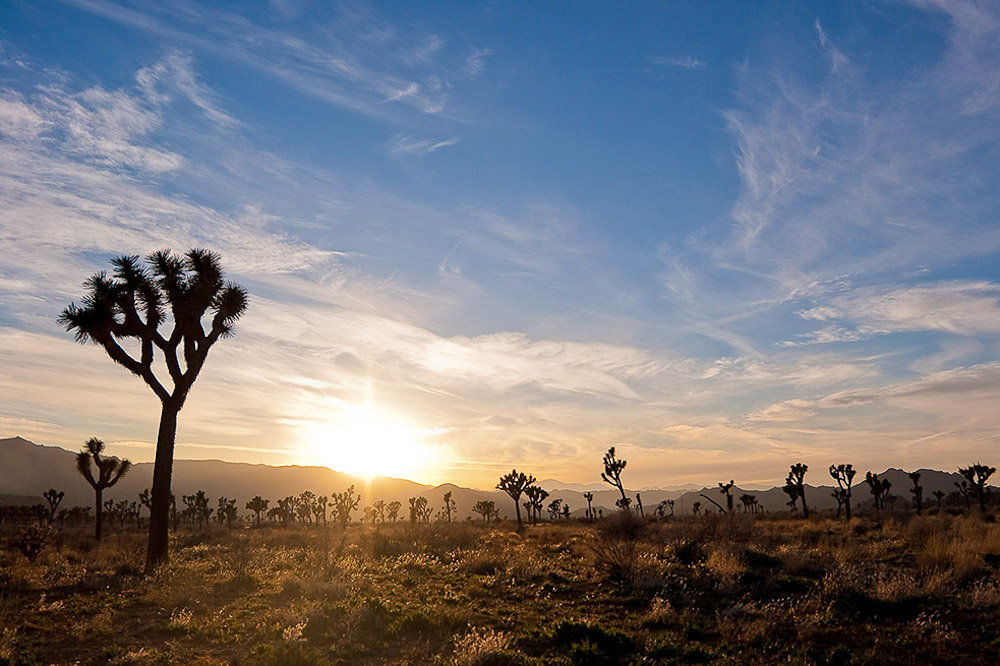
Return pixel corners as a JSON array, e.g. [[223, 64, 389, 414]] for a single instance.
[[452, 628, 525, 666], [515, 620, 636, 663], [243, 642, 329, 666], [7, 524, 56, 564]]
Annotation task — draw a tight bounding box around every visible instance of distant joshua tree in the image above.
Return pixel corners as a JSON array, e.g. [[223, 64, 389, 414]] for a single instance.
[[601, 447, 631, 510], [547, 498, 563, 521], [583, 491, 595, 522], [829, 464, 857, 520], [60, 250, 248, 572], [42, 489, 64, 524], [313, 495, 328, 525], [441, 491, 457, 522], [955, 479, 973, 511], [718, 480, 735, 513], [908, 472, 924, 516], [739, 494, 759, 514], [865, 472, 891, 516], [246, 496, 269, 526], [786, 464, 809, 518], [332, 486, 361, 526], [958, 463, 996, 513], [76, 437, 131, 540], [692, 501, 702, 516], [496, 469, 535, 525], [472, 500, 496, 522], [387, 500, 402, 522], [182, 490, 213, 529], [932, 489, 945, 511], [524, 486, 548, 524], [408, 496, 432, 523], [217, 497, 238, 526]]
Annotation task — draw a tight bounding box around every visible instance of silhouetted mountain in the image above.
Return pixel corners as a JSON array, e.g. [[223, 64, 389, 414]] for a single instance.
[[0, 436, 990, 519]]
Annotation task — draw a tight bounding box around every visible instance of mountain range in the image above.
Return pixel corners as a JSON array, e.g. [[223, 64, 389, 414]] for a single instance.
[[0, 436, 984, 519]]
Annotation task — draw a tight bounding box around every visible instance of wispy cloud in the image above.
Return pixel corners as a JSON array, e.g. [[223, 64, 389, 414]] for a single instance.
[[649, 55, 706, 70], [389, 134, 460, 156]]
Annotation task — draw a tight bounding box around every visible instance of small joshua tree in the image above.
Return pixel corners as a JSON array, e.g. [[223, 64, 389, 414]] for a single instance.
[[933, 489, 945, 511], [524, 485, 548, 524], [583, 491, 594, 522], [692, 501, 701, 516], [739, 494, 759, 514], [601, 447, 630, 510], [77, 437, 131, 540], [441, 491, 457, 522], [182, 490, 213, 529], [10, 523, 56, 563], [496, 469, 535, 525], [332, 486, 361, 527], [472, 500, 495, 522], [786, 464, 809, 518], [908, 472, 924, 516], [829, 464, 857, 520], [547, 498, 563, 521], [865, 472, 891, 516], [958, 463, 996, 513], [313, 495, 328, 525], [217, 497, 239, 526], [387, 500, 402, 522], [43, 489, 64, 524], [718, 480, 735, 513], [246, 496, 269, 526], [408, 496, 432, 523]]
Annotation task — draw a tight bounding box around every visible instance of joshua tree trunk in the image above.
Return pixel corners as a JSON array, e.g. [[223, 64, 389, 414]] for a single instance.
[[146, 400, 180, 571]]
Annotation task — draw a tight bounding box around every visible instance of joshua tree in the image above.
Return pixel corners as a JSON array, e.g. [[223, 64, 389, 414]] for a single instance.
[[441, 491, 457, 522], [547, 498, 563, 521], [601, 447, 630, 509], [76, 437, 131, 540], [332, 486, 361, 527], [908, 472, 924, 516], [372, 500, 386, 523], [246, 496, 269, 526], [958, 463, 996, 513], [496, 469, 535, 525], [782, 481, 799, 512], [408, 496, 432, 523], [718, 480, 735, 513], [524, 485, 549, 524], [932, 489, 945, 511], [692, 501, 702, 516], [217, 497, 238, 526], [314, 495, 328, 525], [786, 464, 809, 518], [387, 500, 402, 522], [739, 494, 759, 514], [296, 491, 317, 524], [472, 500, 495, 522], [42, 489, 64, 524], [635, 493, 645, 519], [182, 490, 213, 529], [829, 464, 857, 520], [562, 504, 571, 520], [60, 250, 247, 571], [583, 491, 595, 522], [955, 480, 973, 510], [865, 472, 891, 516]]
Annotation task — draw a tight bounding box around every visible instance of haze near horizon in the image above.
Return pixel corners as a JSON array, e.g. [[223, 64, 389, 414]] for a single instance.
[[1, 1, 999, 490]]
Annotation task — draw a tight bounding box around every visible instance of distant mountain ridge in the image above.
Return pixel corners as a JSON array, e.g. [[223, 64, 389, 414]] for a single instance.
[[0, 436, 990, 519]]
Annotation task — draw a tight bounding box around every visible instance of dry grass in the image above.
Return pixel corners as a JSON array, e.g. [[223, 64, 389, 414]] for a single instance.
[[3, 513, 1000, 665]]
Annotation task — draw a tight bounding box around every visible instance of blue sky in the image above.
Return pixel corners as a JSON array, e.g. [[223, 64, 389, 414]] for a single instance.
[[1, 0, 998, 489]]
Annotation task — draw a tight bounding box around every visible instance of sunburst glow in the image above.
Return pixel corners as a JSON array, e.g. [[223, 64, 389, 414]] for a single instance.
[[301, 409, 441, 481]]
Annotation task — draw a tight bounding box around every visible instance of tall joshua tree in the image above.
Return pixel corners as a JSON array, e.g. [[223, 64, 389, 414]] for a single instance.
[[601, 447, 630, 509], [583, 491, 595, 522], [76, 437, 131, 540], [497, 469, 535, 525], [958, 463, 996, 514], [60, 249, 247, 572], [718, 480, 735, 514], [908, 472, 924, 516], [43, 489, 65, 524]]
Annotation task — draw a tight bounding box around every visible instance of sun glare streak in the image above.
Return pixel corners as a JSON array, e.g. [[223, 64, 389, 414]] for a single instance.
[[300, 408, 442, 481]]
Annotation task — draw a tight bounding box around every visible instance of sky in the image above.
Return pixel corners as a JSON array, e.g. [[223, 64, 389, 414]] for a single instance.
[[1, 0, 999, 491]]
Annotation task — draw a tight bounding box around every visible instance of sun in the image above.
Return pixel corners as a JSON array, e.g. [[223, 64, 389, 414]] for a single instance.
[[301, 409, 438, 481]]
